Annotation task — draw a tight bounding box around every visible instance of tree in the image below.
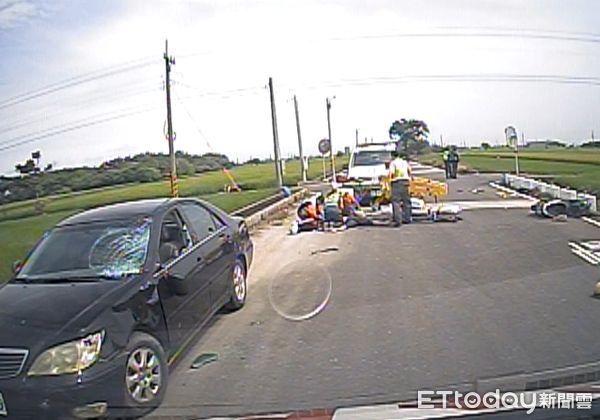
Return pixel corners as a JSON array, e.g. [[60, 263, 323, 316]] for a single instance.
[[15, 159, 36, 175], [388, 118, 430, 155], [481, 142, 492, 150]]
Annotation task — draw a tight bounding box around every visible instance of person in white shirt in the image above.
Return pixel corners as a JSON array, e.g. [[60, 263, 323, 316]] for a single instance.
[[388, 149, 412, 226]]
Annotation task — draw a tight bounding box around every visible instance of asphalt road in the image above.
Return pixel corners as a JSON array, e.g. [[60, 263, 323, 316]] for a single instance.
[[150, 175, 600, 419]]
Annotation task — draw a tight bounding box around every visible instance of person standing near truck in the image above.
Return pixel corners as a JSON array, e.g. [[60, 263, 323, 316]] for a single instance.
[[448, 146, 460, 179], [388, 150, 412, 227], [442, 148, 450, 178]]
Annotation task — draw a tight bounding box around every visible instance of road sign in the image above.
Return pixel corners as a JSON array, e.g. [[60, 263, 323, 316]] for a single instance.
[[504, 126, 518, 147], [318, 138, 331, 155]]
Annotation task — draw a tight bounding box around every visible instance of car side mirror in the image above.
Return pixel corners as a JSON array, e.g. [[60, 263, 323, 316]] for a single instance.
[[166, 272, 188, 296], [12, 260, 22, 274]]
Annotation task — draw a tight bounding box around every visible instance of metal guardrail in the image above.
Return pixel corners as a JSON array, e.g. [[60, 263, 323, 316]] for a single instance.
[[236, 188, 309, 229]]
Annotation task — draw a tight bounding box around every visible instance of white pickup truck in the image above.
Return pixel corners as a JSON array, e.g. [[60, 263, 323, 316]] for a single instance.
[[345, 143, 396, 206]]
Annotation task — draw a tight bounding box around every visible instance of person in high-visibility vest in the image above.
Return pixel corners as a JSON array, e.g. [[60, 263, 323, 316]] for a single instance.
[[442, 149, 450, 179], [388, 149, 412, 226]]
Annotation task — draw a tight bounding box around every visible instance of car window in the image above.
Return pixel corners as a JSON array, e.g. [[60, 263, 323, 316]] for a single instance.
[[159, 210, 192, 264], [352, 151, 392, 166], [180, 203, 219, 243]]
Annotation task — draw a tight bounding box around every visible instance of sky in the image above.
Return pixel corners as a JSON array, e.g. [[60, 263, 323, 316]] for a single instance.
[[1, 0, 600, 174]]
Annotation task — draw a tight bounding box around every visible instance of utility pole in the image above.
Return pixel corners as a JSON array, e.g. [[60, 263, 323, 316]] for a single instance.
[[326, 97, 336, 182], [521, 132, 525, 147], [355, 129, 359, 147], [164, 39, 178, 197], [268, 77, 283, 188], [293, 95, 306, 182], [592, 130, 595, 141], [440, 134, 443, 148]]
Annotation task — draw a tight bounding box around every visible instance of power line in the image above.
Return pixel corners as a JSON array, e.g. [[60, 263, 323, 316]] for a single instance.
[[172, 88, 214, 152], [0, 106, 158, 153], [293, 74, 600, 90], [0, 102, 161, 147], [0, 58, 159, 110], [0, 82, 161, 134], [325, 30, 600, 45]]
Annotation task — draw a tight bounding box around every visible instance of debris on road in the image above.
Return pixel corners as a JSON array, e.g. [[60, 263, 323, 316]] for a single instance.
[[471, 188, 485, 194], [249, 320, 263, 326], [593, 282, 600, 298], [190, 352, 219, 369], [311, 247, 339, 255], [553, 214, 568, 222]]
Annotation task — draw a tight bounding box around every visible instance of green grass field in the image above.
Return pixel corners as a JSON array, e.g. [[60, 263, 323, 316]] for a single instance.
[[0, 156, 348, 282], [418, 148, 600, 196]]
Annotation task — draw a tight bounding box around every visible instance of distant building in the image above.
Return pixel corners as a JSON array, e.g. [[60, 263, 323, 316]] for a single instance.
[[524, 139, 567, 149]]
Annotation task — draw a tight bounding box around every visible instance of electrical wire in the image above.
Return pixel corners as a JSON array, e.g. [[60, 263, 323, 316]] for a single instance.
[[0, 106, 159, 152], [172, 87, 214, 151], [0, 58, 159, 110], [0, 83, 162, 134]]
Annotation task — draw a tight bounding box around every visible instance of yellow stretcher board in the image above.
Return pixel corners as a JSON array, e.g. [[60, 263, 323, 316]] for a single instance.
[[377, 176, 448, 205]]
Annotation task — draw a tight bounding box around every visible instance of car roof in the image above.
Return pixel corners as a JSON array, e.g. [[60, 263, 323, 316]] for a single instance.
[[57, 198, 173, 226], [354, 143, 396, 152]]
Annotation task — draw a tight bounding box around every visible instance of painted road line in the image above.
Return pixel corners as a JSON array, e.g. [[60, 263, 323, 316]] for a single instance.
[[582, 217, 600, 229], [568, 242, 600, 265], [446, 199, 534, 210], [489, 182, 538, 201]]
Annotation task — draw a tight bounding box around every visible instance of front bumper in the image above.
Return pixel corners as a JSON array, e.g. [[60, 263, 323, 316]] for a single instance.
[[0, 352, 127, 419]]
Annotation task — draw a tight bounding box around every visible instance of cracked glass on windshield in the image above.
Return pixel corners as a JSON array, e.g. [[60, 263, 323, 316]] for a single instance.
[[17, 219, 151, 280]]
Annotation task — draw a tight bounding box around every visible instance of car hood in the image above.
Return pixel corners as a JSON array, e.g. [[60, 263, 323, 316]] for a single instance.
[[348, 164, 387, 181], [0, 280, 127, 351]]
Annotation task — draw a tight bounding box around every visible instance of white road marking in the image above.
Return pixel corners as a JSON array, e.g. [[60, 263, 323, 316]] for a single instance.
[[582, 216, 600, 229], [488, 182, 538, 201], [568, 242, 600, 265], [445, 200, 533, 210]]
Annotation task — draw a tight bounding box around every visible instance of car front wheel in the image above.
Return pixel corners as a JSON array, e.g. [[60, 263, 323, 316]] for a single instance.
[[118, 332, 168, 418]]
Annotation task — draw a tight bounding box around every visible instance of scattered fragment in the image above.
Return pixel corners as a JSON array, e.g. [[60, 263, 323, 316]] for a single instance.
[[471, 188, 484, 194], [191, 352, 219, 369], [552, 214, 568, 222], [249, 320, 263, 326], [311, 247, 339, 255], [593, 282, 600, 298]]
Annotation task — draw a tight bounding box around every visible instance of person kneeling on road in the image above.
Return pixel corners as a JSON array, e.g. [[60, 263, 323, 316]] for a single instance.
[[388, 149, 412, 227], [341, 192, 372, 227]]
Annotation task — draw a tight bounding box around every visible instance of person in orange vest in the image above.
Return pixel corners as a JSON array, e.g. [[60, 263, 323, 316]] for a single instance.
[[341, 192, 372, 227]]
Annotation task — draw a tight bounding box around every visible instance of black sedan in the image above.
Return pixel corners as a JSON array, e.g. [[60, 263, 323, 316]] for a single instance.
[[0, 198, 253, 419]]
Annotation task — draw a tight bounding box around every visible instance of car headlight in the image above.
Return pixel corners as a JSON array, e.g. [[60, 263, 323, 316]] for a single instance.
[[28, 331, 105, 376]]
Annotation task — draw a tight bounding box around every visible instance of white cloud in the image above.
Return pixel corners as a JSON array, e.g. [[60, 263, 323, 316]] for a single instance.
[[0, 0, 37, 29]]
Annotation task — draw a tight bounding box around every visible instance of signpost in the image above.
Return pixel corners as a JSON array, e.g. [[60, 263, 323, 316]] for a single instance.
[[319, 139, 331, 181], [504, 126, 519, 176]]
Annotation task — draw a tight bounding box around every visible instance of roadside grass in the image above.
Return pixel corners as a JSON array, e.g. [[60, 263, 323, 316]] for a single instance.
[[0, 188, 279, 283], [0, 156, 349, 283], [0, 157, 347, 222], [418, 150, 600, 196]]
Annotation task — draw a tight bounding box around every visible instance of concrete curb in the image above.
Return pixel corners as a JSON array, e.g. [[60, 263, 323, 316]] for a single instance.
[[243, 188, 308, 230]]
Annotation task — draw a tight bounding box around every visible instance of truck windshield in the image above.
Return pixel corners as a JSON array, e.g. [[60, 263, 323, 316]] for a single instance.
[[352, 151, 392, 166], [15, 218, 151, 281]]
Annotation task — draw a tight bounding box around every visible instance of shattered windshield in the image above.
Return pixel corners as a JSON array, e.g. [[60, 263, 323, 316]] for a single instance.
[[16, 218, 151, 281]]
